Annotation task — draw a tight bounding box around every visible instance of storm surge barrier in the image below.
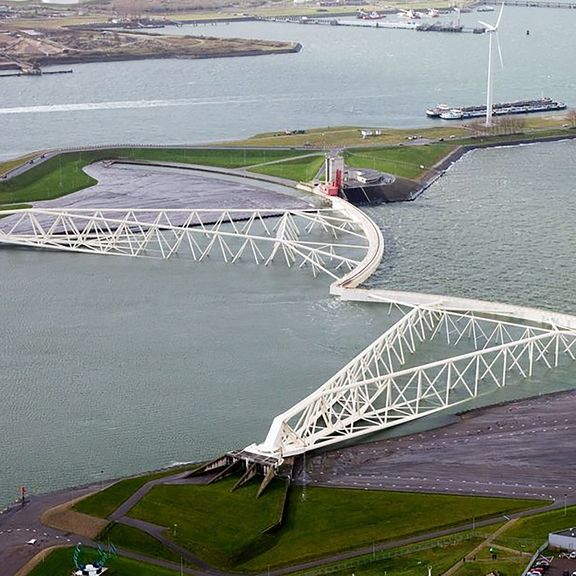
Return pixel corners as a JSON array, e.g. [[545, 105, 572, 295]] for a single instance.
[[244, 305, 576, 464], [2, 176, 576, 471], [0, 205, 371, 280]]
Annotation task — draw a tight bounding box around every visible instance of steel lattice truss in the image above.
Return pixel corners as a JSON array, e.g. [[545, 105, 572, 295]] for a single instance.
[[246, 307, 576, 462], [0, 208, 369, 279]]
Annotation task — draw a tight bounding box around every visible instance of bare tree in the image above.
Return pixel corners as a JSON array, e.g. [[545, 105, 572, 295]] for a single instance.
[[498, 115, 526, 135], [509, 116, 526, 134], [566, 108, 576, 129], [466, 119, 489, 137]]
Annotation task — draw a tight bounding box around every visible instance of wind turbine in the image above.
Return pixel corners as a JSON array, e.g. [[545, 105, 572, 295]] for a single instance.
[[479, 3, 504, 127]]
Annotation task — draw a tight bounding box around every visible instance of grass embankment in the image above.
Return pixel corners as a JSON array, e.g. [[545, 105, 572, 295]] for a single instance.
[[227, 125, 469, 148], [249, 154, 325, 181], [0, 154, 37, 212], [127, 479, 540, 571], [494, 505, 576, 552], [457, 127, 576, 147], [242, 489, 540, 571], [73, 464, 197, 519], [3, 123, 572, 208], [302, 502, 576, 576], [228, 117, 574, 150], [0, 148, 319, 207], [298, 531, 493, 576], [26, 546, 182, 576], [344, 143, 457, 179], [128, 475, 288, 569], [0, 152, 100, 206], [100, 523, 183, 563]]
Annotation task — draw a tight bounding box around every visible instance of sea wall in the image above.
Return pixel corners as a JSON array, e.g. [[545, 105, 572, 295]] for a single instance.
[[432, 131, 576, 174]]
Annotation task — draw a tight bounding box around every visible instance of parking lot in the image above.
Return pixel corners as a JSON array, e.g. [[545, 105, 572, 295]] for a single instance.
[[533, 553, 576, 576]]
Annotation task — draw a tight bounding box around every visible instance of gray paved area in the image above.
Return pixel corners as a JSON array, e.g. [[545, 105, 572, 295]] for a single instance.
[[0, 484, 99, 575], [46, 163, 311, 212], [305, 389, 576, 502], [0, 162, 312, 233], [547, 556, 576, 576]]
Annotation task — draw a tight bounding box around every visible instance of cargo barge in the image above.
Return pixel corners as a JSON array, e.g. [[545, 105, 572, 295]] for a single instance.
[[426, 97, 566, 120]]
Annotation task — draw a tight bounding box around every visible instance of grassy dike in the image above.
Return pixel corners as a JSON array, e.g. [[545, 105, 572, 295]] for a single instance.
[[0, 147, 323, 207], [66, 465, 543, 574], [2, 121, 574, 210], [72, 465, 198, 518], [31, 458, 576, 576]]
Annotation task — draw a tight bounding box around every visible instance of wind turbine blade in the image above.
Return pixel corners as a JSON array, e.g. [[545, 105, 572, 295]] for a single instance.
[[496, 32, 504, 68], [495, 2, 504, 28], [479, 20, 495, 29]]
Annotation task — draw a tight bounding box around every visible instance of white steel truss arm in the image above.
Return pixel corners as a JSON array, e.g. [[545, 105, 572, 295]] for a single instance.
[[0, 207, 369, 280], [244, 307, 576, 463]]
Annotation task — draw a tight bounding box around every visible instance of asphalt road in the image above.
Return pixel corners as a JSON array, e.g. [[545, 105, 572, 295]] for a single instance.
[[304, 388, 576, 503], [0, 484, 98, 575]]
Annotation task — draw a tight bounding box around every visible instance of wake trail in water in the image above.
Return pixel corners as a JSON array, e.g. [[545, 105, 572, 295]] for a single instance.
[[0, 92, 379, 115]]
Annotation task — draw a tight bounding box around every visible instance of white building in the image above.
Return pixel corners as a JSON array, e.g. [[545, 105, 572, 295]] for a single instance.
[[549, 529, 576, 551]]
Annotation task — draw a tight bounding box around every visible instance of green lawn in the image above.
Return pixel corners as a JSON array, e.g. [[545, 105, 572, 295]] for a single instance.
[[0, 151, 99, 205], [100, 523, 182, 563], [325, 539, 480, 576], [26, 547, 182, 576], [73, 465, 196, 519], [128, 479, 540, 571], [230, 125, 469, 149], [241, 488, 540, 571], [0, 203, 31, 213], [123, 147, 310, 168], [454, 558, 527, 576], [248, 154, 324, 181], [494, 505, 576, 551], [295, 530, 494, 576], [0, 148, 309, 206], [127, 475, 288, 569], [344, 143, 457, 180]]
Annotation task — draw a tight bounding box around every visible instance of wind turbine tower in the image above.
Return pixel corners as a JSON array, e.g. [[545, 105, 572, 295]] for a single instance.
[[479, 4, 504, 128]]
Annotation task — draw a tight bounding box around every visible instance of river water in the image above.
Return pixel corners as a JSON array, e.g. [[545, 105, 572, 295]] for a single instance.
[[1, 8, 576, 507], [0, 6, 575, 158], [366, 139, 576, 315]]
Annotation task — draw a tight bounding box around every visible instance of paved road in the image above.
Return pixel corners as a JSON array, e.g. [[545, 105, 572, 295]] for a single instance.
[[0, 483, 99, 575], [304, 389, 576, 502]]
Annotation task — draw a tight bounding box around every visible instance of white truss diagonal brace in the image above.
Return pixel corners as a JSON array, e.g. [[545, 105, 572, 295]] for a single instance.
[[244, 307, 576, 464]]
